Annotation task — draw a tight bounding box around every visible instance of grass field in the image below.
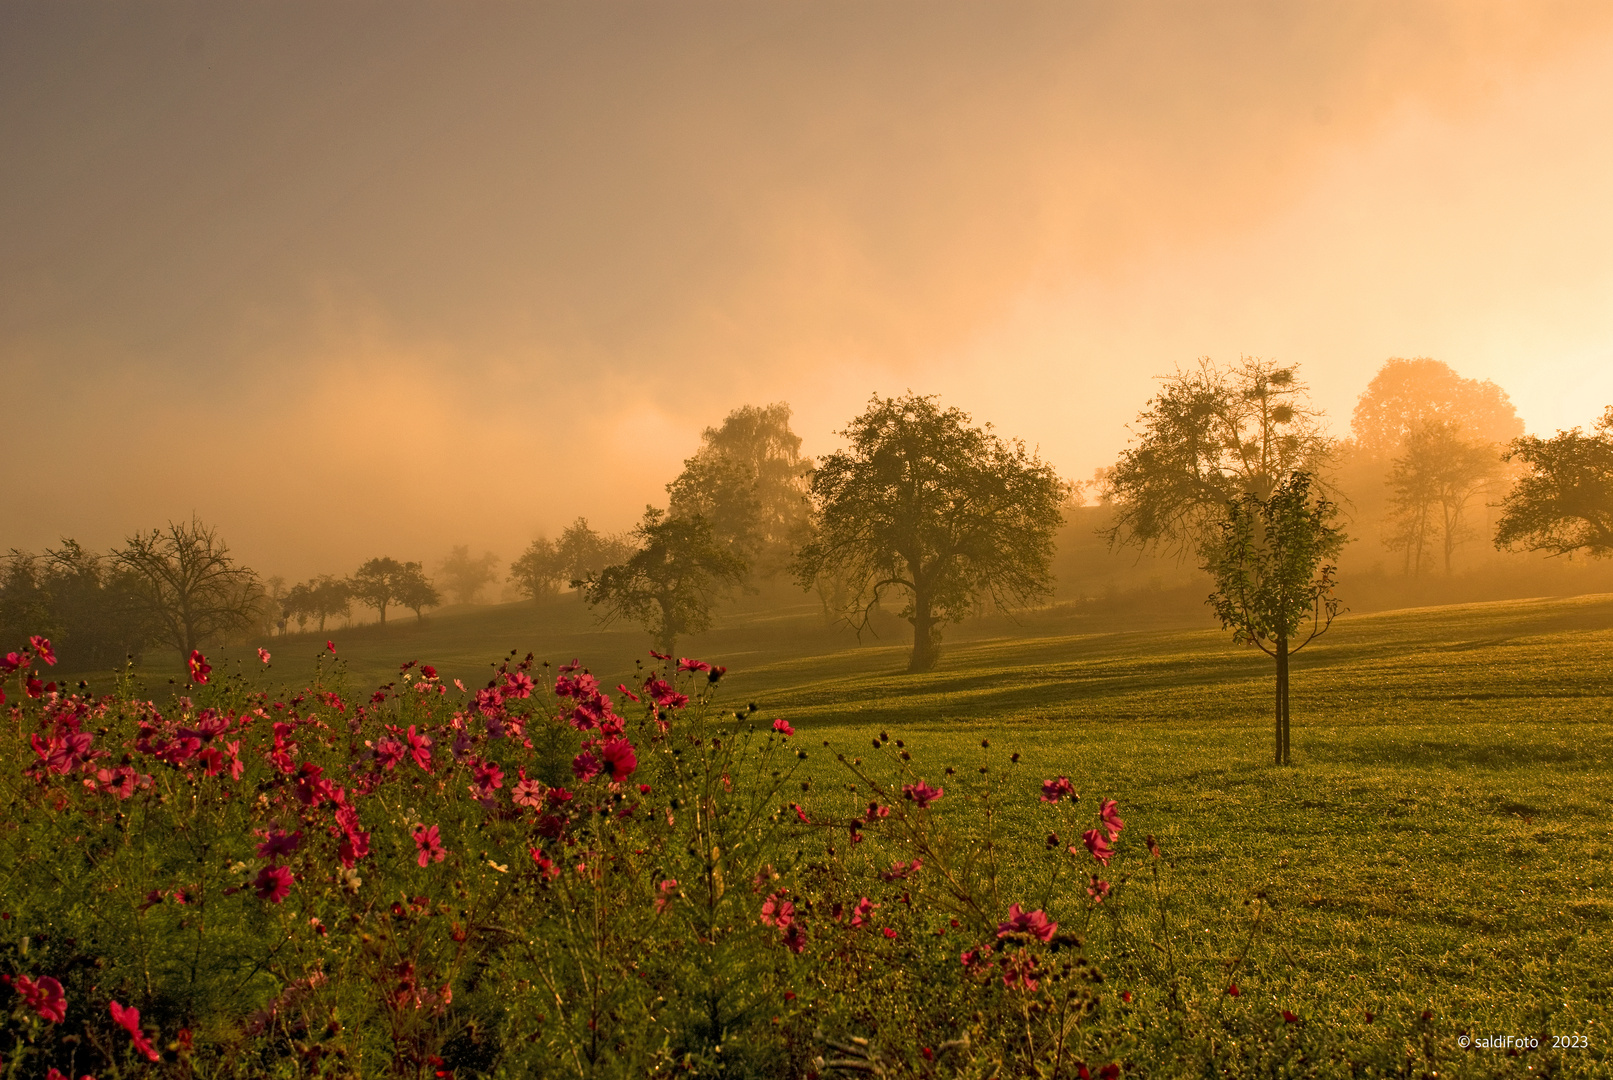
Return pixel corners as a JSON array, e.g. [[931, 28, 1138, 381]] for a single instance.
[[129, 591, 1613, 1072]]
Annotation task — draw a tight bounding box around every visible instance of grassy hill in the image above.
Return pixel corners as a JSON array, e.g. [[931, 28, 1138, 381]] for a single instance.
[[116, 592, 1613, 1064]]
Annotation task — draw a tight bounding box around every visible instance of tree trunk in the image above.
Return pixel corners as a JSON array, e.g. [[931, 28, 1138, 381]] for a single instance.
[[907, 591, 940, 673], [378, 602, 387, 626], [1276, 635, 1291, 765]]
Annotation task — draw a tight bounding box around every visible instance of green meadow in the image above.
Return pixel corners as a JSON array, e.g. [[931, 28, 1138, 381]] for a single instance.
[[140, 591, 1613, 1071]]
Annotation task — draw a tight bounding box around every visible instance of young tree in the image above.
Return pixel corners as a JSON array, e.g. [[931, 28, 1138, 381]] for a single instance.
[[509, 536, 567, 601], [794, 393, 1066, 673], [437, 545, 500, 605], [1494, 406, 1613, 558], [1107, 358, 1332, 557], [556, 519, 635, 600], [667, 403, 813, 580], [1383, 419, 1505, 574], [349, 557, 408, 626], [396, 561, 442, 622], [1203, 472, 1345, 766], [112, 518, 263, 658], [583, 508, 747, 655]]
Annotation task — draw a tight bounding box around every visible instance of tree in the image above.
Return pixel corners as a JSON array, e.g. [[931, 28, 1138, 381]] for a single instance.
[[509, 536, 567, 602], [794, 394, 1066, 673], [350, 558, 409, 626], [556, 519, 635, 599], [667, 403, 812, 580], [396, 561, 442, 622], [1350, 358, 1523, 460], [1107, 358, 1332, 557], [112, 519, 263, 659], [1203, 472, 1345, 766], [437, 545, 500, 605], [583, 508, 748, 655], [1383, 419, 1505, 574], [43, 540, 148, 669], [1495, 406, 1613, 558]]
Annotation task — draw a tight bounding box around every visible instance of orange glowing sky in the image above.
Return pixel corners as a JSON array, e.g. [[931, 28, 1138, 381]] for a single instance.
[[4, 3, 1613, 580]]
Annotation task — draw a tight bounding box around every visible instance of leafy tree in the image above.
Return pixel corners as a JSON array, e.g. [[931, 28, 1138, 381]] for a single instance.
[[43, 540, 149, 669], [1203, 472, 1345, 766], [438, 545, 500, 605], [556, 518, 635, 600], [1350, 357, 1523, 459], [509, 536, 566, 602], [583, 508, 747, 655], [349, 557, 411, 626], [283, 581, 315, 633], [1383, 419, 1505, 574], [794, 393, 1066, 673], [396, 561, 442, 622], [112, 518, 262, 658], [1107, 358, 1332, 557], [667, 403, 812, 580], [1495, 406, 1613, 557]]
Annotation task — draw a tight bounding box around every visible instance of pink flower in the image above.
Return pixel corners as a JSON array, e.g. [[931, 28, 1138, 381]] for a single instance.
[[997, 903, 1058, 943], [1086, 875, 1111, 903], [781, 923, 807, 954], [902, 781, 943, 809], [655, 878, 679, 914], [253, 864, 294, 903], [880, 859, 922, 881], [29, 636, 56, 666], [759, 892, 795, 929], [406, 725, 433, 771], [600, 738, 637, 781], [881, 927, 898, 940], [616, 683, 641, 702], [1080, 828, 1113, 867], [187, 650, 211, 684], [849, 897, 879, 928], [15, 974, 66, 1023], [374, 736, 405, 770], [413, 823, 446, 867], [257, 647, 271, 664], [472, 758, 505, 790], [677, 657, 711, 673], [0, 650, 25, 674], [960, 944, 992, 968], [256, 828, 303, 859], [503, 671, 534, 699], [326, 639, 336, 652], [1100, 798, 1125, 841], [1040, 776, 1076, 803], [512, 778, 545, 808], [570, 751, 601, 782], [772, 718, 794, 737], [110, 999, 161, 1061]]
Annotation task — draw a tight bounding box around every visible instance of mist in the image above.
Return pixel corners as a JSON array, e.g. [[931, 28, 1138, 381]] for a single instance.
[[5, 2, 1613, 582]]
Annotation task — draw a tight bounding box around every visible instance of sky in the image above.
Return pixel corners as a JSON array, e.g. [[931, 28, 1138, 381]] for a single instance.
[[4, 1, 1613, 581]]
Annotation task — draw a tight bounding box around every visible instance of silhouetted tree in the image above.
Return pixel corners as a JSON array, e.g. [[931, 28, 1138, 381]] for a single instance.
[[667, 402, 812, 580], [1350, 357, 1523, 460], [396, 562, 442, 622], [350, 558, 409, 626], [583, 509, 747, 655], [794, 393, 1065, 673], [438, 545, 500, 605], [557, 519, 634, 599], [1107, 358, 1332, 557], [1495, 406, 1613, 558], [1203, 471, 1345, 766], [1383, 419, 1505, 574], [509, 536, 566, 601], [113, 518, 262, 658]]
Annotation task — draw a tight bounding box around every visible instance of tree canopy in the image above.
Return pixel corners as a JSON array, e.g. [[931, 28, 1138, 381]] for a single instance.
[[349, 557, 416, 626], [1106, 358, 1332, 557], [794, 393, 1065, 673], [437, 545, 500, 605], [1494, 406, 1613, 558], [1350, 357, 1523, 459], [509, 536, 566, 602], [583, 508, 747, 655], [112, 518, 263, 659], [1202, 471, 1345, 765]]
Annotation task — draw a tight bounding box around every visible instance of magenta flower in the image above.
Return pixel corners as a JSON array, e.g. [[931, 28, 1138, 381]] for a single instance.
[[759, 892, 795, 929], [253, 864, 294, 903], [677, 657, 712, 673], [325, 639, 335, 652], [1100, 798, 1125, 841], [473, 758, 505, 790], [15, 974, 66, 1023], [570, 751, 601, 782], [902, 781, 944, 809], [781, 923, 807, 954], [512, 778, 545, 808], [413, 823, 446, 867], [110, 1000, 161, 1061], [1040, 776, 1077, 803], [406, 726, 433, 771], [849, 897, 879, 928], [29, 636, 56, 666], [255, 828, 303, 859], [374, 736, 405, 770], [772, 718, 794, 737], [257, 647, 271, 664], [996, 903, 1058, 943], [1086, 875, 1111, 903], [655, 878, 679, 914], [1080, 828, 1114, 867], [600, 738, 637, 781], [880, 859, 922, 881], [187, 650, 211, 684]]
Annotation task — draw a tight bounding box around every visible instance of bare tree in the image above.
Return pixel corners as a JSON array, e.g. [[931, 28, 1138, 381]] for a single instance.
[[113, 518, 262, 657]]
